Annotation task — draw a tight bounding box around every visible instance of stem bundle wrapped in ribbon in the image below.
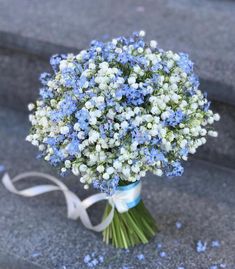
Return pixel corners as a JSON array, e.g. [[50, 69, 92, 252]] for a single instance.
[[2, 172, 157, 248], [21, 31, 218, 248]]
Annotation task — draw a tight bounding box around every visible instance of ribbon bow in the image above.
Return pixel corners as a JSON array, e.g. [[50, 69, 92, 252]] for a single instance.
[[2, 171, 141, 232]]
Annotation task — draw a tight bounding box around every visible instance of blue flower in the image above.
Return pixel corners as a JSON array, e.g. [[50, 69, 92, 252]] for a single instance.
[[132, 130, 150, 144], [99, 125, 107, 139], [49, 148, 65, 166], [159, 251, 167, 258], [84, 254, 91, 263], [145, 148, 165, 165], [93, 176, 119, 195], [39, 72, 51, 85], [165, 161, 184, 177], [77, 75, 87, 88], [189, 74, 199, 90], [50, 110, 64, 122], [162, 63, 170, 73], [219, 264, 226, 268], [209, 266, 218, 269], [50, 54, 66, 72], [211, 240, 220, 248], [46, 137, 57, 146], [177, 53, 194, 74], [175, 221, 182, 229], [151, 63, 161, 72], [66, 138, 80, 156], [122, 85, 146, 106], [60, 95, 77, 115], [151, 136, 162, 146], [61, 67, 76, 88], [115, 89, 123, 99], [136, 254, 145, 261], [98, 255, 104, 263], [117, 52, 131, 64], [75, 109, 90, 132], [164, 110, 185, 127], [39, 87, 53, 99], [196, 240, 207, 253], [180, 147, 188, 158], [203, 101, 211, 112]]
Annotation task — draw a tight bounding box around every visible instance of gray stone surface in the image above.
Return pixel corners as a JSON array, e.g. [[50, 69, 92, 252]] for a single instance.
[[0, 106, 235, 268], [0, 48, 49, 111], [0, 0, 235, 105], [196, 101, 235, 169], [0, 250, 41, 269]]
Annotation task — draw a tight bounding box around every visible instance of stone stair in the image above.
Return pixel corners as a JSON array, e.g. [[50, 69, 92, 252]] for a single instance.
[[0, 0, 234, 268]]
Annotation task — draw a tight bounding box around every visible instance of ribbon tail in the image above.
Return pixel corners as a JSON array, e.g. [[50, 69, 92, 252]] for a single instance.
[[1, 171, 114, 232]]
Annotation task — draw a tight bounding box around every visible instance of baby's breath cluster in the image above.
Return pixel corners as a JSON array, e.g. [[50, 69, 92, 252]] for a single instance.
[[26, 31, 219, 194]]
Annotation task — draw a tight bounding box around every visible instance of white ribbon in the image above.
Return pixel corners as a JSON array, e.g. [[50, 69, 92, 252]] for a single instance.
[[2, 171, 141, 232]]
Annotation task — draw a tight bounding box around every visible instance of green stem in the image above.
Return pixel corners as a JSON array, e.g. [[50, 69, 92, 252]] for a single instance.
[[102, 200, 158, 248]]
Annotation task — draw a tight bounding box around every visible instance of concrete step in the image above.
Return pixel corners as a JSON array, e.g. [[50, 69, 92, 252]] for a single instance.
[[0, 0, 235, 110], [196, 101, 235, 169], [0, 250, 41, 269], [0, 107, 234, 269]]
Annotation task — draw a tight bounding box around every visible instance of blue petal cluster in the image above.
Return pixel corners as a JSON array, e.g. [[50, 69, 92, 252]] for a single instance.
[[165, 161, 184, 177], [93, 176, 120, 195], [164, 110, 185, 127]]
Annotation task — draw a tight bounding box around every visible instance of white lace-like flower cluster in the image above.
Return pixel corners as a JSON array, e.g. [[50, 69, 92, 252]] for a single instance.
[[26, 31, 219, 194]]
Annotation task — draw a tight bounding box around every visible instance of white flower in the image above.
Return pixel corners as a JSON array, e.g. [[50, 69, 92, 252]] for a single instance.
[[72, 164, 79, 176], [150, 40, 157, 49], [180, 139, 187, 148], [121, 121, 128, 129], [103, 173, 110, 180], [65, 160, 71, 168], [89, 63, 96, 70], [74, 123, 80, 131], [96, 144, 101, 152], [189, 147, 196, 154], [88, 130, 99, 143], [128, 77, 136, 85], [207, 117, 214, 124], [155, 169, 163, 176], [107, 167, 115, 175], [97, 165, 105, 173], [28, 103, 35, 111], [208, 130, 218, 137], [79, 164, 87, 172], [183, 128, 190, 135], [84, 184, 89, 190], [113, 161, 122, 171], [90, 117, 97, 125], [60, 126, 70, 135], [122, 167, 130, 177], [39, 144, 45, 151], [85, 101, 93, 109], [213, 113, 220, 121], [131, 165, 140, 173], [200, 129, 207, 136], [139, 30, 146, 37]]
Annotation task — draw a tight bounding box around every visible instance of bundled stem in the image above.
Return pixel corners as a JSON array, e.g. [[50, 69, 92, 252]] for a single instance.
[[102, 200, 158, 248]]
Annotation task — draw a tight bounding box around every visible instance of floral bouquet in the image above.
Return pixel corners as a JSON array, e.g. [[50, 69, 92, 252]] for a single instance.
[[18, 31, 220, 248]]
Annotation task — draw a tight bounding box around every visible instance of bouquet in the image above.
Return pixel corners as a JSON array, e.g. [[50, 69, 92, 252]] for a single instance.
[[24, 31, 219, 248]]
